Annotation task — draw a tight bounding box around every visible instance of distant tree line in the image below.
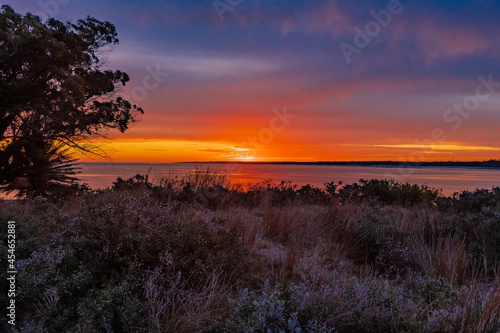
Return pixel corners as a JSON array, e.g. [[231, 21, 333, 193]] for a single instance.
[[191, 160, 500, 168]]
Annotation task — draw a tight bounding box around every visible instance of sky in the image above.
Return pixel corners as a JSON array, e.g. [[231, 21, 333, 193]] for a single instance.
[[4, 0, 500, 162]]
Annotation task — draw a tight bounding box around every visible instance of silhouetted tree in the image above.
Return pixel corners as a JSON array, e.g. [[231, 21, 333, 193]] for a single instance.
[[0, 5, 143, 196]]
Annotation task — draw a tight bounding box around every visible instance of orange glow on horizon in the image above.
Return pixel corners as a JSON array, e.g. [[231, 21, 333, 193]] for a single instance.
[[74, 138, 500, 163]]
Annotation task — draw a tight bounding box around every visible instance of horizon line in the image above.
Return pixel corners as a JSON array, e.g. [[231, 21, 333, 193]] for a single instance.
[[78, 159, 500, 164]]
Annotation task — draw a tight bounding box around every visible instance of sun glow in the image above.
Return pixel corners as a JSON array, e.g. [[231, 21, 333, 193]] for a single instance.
[[236, 155, 257, 161], [74, 139, 260, 163]]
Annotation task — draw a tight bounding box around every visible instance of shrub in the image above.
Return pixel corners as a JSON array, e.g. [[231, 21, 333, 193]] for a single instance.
[[1, 175, 500, 332]]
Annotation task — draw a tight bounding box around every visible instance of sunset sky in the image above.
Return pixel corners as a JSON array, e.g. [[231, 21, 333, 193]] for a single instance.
[[5, 0, 500, 162]]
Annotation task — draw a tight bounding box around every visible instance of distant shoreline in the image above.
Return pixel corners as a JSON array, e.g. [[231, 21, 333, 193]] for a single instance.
[[176, 160, 500, 168], [79, 160, 500, 168]]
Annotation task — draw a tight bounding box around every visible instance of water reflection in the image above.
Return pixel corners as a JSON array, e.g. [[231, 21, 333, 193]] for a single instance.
[[76, 162, 500, 196]]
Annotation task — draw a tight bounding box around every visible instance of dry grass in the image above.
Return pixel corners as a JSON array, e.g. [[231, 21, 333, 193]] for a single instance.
[[2, 175, 500, 332]]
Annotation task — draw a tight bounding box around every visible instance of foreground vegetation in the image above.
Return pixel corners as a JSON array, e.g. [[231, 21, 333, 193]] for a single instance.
[[1, 173, 500, 332]]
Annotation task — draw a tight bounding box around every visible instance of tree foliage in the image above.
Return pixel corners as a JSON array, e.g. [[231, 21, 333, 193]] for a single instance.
[[0, 5, 143, 196]]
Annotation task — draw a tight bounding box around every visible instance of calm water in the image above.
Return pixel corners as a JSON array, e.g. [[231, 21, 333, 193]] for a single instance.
[[78, 162, 500, 196]]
